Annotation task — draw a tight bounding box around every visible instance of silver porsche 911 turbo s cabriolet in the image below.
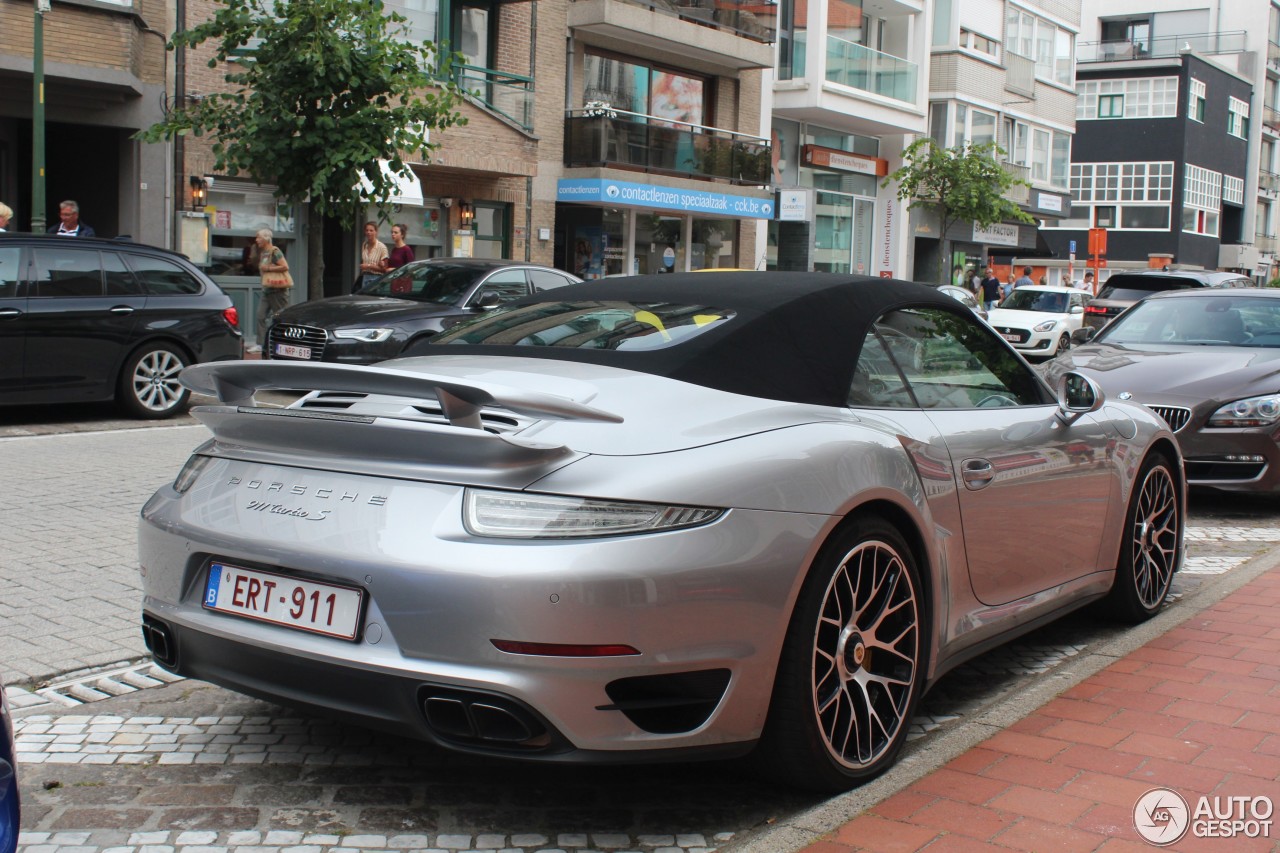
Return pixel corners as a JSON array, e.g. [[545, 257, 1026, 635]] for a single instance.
[[139, 272, 1184, 791]]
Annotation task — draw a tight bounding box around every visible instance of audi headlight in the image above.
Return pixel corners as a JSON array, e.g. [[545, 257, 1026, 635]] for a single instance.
[[1208, 394, 1280, 428], [334, 328, 394, 343], [1033, 320, 1059, 332], [464, 489, 724, 538]]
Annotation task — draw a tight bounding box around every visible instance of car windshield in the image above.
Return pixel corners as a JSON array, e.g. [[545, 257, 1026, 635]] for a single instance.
[[1000, 290, 1067, 313], [432, 301, 733, 350], [1098, 296, 1280, 347], [359, 262, 480, 304]]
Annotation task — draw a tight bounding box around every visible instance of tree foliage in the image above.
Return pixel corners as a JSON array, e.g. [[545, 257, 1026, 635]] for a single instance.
[[884, 139, 1034, 283], [139, 0, 467, 295]]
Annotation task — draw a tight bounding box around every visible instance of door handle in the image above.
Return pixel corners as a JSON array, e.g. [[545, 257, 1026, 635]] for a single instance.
[[961, 458, 995, 490], [109, 306, 136, 315], [0, 307, 20, 319]]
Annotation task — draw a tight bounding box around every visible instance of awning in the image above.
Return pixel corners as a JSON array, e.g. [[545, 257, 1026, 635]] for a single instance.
[[357, 160, 424, 207]]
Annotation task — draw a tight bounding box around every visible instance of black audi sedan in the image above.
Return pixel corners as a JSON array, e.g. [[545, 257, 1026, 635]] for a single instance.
[[266, 259, 581, 364], [0, 233, 243, 418]]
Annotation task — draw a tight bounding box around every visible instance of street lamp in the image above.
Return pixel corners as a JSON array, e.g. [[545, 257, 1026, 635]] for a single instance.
[[31, 0, 51, 233]]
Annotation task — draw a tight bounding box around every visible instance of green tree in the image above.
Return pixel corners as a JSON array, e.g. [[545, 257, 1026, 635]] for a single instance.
[[139, 0, 467, 298], [883, 139, 1034, 284]]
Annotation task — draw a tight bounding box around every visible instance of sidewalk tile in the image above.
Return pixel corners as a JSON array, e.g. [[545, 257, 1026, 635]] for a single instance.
[[1036, 697, 1116, 725], [979, 730, 1070, 762], [1054, 744, 1147, 775], [1128, 757, 1228, 792], [830, 815, 942, 852], [1113, 731, 1207, 763], [1041, 719, 1128, 748], [978, 755, 1078, 791], [986, 786, 1093, 824], [911, 769, 1010, 806], [908, 799, 1017, 840], [1059, 771, 1153, 809], [991, 817, 1105, 853], [868, 791, 935, 822], [1069, 802, 1132, 838]]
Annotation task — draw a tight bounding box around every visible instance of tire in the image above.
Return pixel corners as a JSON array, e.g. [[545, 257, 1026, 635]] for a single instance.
[[758, 516, 927, 792], [1056, 333, 1071, 356], [1104, 453, 1181, 622], [117, 343, 192, 419]]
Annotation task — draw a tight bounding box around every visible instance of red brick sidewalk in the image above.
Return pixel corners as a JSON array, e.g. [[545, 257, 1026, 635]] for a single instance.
[[799, 568, 1280, 853]]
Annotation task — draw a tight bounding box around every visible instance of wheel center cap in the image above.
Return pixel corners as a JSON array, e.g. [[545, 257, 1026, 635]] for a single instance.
[[843, 633, 867, 671], [853, 643, 866, 666]]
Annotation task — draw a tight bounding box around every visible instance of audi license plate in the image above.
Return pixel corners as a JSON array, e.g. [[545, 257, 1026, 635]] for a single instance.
[[274, 343, 312, 359], [204, 563, 363, 640], [1000, 333, 1019, 342]]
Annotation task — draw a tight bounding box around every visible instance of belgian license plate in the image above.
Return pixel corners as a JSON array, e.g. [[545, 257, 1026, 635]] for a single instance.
[[1001, 333, 1019, 342], [204, 563, 363, 640], [274, 343, 312, 359]]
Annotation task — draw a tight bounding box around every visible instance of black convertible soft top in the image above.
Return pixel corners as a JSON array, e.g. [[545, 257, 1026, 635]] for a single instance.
[[419, 271, 966, 407]]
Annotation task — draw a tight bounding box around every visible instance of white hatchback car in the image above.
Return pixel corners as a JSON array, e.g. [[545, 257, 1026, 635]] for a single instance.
[[987, 285, 1087, 360]]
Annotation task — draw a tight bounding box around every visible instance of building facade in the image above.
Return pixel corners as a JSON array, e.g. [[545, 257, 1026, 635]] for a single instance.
[[920, 0, 1076, 284], [767, 0, 927, 277], [0, 0, 169, 243], [1074, 0, 1272, 281], [1045, 28, 1253, 276]]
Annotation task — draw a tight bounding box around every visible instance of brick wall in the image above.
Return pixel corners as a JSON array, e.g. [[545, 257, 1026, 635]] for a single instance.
[[0, 1, 164, 84]]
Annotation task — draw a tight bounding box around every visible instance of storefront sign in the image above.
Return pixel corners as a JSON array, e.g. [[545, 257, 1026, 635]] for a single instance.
[[800, 145, 889, 177], [557, 179, 774, 220], [973, 222, 1020, 247], [777, 189, 811, 221], [877, 197, 896, 277], [1037, 192, 1063, 213]]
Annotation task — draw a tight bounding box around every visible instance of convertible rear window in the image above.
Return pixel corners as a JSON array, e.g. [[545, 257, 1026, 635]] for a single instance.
[[433, 301, 733, 351]]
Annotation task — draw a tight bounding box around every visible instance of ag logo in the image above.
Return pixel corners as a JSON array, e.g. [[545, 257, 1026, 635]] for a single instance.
[[1134, 788, 1190, 846]]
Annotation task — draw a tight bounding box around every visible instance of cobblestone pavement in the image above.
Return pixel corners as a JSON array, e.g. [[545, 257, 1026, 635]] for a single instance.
[[5, 421, 1280, 852]]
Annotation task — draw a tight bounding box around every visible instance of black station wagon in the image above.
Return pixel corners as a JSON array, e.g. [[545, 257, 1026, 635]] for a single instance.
[[0, 233, 243, 418]]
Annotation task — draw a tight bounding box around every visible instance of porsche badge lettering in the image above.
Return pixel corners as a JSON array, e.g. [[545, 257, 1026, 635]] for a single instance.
[[228, 477, 389, 507]]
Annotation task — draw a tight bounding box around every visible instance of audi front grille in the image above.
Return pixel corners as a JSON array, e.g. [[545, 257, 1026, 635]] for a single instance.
[[267, 324, 327, 360]]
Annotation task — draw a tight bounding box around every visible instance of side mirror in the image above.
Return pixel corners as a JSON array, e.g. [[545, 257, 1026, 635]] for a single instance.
[[1070, 305, 1084, 315], [1071, 326, 1097, 344], [1056, 371, 1105, 425], [473, 292, 501, 311]]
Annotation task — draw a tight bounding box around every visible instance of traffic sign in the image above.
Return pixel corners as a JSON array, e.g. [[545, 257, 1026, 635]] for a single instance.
[[1069, 240, 1077, 254]]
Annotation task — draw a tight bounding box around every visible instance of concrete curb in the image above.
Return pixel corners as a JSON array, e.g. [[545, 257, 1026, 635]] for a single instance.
[[723, 541, 1280, 853]]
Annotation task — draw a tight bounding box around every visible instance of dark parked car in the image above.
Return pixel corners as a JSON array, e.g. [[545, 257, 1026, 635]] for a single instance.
[[0, 233, 243, 418], [1084, 269, 1251, 330], [1049, 288, 1280, 492], [267, 259, 581, 364], [0, 672, 18, 853]]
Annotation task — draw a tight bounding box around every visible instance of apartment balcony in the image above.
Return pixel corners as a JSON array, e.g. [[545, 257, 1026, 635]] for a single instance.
[[1266, 106, 1280, 131], [1256, 233, 1279, 253], [1269, 39, 1280, 67], [564, 110, 771, 185], [825, 38, 917, 103], [1004, 52, 1034, 99], [568, 0, 775, 72], [455, 65, 534, 132], [1002, 161, 1031, 205], [1261, 170, 1280, 195], [1077, 31, 1246, 63]]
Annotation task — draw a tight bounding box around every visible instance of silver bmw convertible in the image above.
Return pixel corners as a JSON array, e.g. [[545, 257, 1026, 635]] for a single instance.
[[139, 272, 1184, 791]]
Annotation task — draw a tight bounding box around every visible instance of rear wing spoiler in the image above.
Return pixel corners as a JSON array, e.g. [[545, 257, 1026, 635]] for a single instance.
[[181, 360, 623, 429]]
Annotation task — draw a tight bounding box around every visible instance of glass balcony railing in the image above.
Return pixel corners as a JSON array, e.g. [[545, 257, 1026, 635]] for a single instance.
[[1260, 171, 1280, 194], [825, 38, 917, 103], [454, 65, 535, 131], [1266, 106, 1280, 130], [1077, 30, 1246, 62], [563, 110, 771, 185]]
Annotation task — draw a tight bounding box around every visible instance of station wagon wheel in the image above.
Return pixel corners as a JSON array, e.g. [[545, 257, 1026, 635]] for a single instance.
[[1105, 453, 1180, 622], [759, 517, 926, 791], [118, 343, 191, 419]]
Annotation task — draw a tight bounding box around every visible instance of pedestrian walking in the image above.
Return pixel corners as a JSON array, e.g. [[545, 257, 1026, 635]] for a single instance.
[[980, 266, 1002, 310], [385, 224, 415, 272], [355, 222, 389, 292], [1014, 265, 1035, 289], [250, 228, 291, 354], [0, 202, 11, 232]]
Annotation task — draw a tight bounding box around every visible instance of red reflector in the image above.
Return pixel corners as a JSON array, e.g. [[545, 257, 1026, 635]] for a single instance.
[[491, 640, 641, 657], [223, 306, 239, 327]]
